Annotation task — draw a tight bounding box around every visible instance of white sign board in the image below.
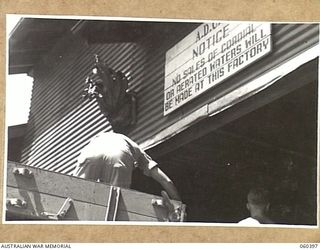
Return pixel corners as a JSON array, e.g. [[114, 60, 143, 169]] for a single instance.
[[164, 23, 272, 115]]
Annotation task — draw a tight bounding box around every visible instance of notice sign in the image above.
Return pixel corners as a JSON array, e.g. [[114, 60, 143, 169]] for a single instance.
[[164, 23, 272, 115]]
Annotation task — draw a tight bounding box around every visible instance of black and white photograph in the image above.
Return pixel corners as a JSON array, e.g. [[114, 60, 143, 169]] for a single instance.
[[5, 15, 319, 226]]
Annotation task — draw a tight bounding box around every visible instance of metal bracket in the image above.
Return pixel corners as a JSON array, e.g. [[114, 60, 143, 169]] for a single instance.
[[6, 198, 28, 209], [105, 186, 121, 221], [12, 167, 33, 177], [41, 197, 73, 220], [152, 195, 187, 222]]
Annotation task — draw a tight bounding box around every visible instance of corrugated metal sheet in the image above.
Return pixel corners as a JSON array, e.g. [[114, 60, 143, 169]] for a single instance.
[[21, 33, 137, 174], [129, 23, 319, 144], [20, 23, 319, 175]]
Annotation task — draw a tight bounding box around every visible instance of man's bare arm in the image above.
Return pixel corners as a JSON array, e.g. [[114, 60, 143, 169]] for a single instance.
[[148, 167, 181, 201]]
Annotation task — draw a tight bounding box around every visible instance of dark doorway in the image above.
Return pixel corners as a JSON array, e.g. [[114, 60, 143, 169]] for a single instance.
[[159, 79, 317, 224], [133, 77, 317, 225]]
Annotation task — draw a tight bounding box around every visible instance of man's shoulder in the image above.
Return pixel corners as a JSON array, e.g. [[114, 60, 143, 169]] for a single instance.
[[93, 131, 126, 140], [238, 217, 260, 225]]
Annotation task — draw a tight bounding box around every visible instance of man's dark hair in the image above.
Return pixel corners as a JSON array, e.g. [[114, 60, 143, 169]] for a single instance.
[[247, 187, 270, 206]]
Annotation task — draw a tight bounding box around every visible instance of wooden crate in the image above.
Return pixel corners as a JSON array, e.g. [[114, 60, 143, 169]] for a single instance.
[[6, 161, 186, 222]]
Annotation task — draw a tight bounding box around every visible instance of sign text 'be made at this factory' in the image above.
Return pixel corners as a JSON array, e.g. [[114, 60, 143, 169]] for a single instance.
[[164, 22, 272, 115]]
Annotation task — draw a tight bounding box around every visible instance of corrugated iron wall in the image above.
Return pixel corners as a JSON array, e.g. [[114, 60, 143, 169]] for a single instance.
[[20, 32, 143, 174], [20, 23, 319, 174], [129, 24, 319, 144]]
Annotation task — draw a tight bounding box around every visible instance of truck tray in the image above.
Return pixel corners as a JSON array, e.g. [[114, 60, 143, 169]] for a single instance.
[[5, 161, 186, 222]]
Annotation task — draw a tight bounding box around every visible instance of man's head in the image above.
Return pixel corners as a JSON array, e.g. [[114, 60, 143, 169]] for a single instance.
[[246, 187, 270, 215]]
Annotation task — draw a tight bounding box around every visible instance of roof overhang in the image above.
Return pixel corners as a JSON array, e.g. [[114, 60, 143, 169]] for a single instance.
[[9, 18, 80, 75], [8, 17, 199, 75]]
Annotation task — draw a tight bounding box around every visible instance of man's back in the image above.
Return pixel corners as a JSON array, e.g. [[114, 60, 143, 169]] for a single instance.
[[73, 132, 157, 188], [72, 132, 181, 201]]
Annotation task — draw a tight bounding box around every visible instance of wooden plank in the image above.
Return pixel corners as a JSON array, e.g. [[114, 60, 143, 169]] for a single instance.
[[7, 187, 162, 221], [6, 187, 107, 221], [208, 44, 319, 117], [7, 162, 110, 206], [6, 162, 186, 221], [118, 188, 182, 221], [115, 210, 160, 222]]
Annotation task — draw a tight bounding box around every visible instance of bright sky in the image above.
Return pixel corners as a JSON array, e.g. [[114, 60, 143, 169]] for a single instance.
[[6, 74, 33, 127], [6, 15, 33, 127]]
